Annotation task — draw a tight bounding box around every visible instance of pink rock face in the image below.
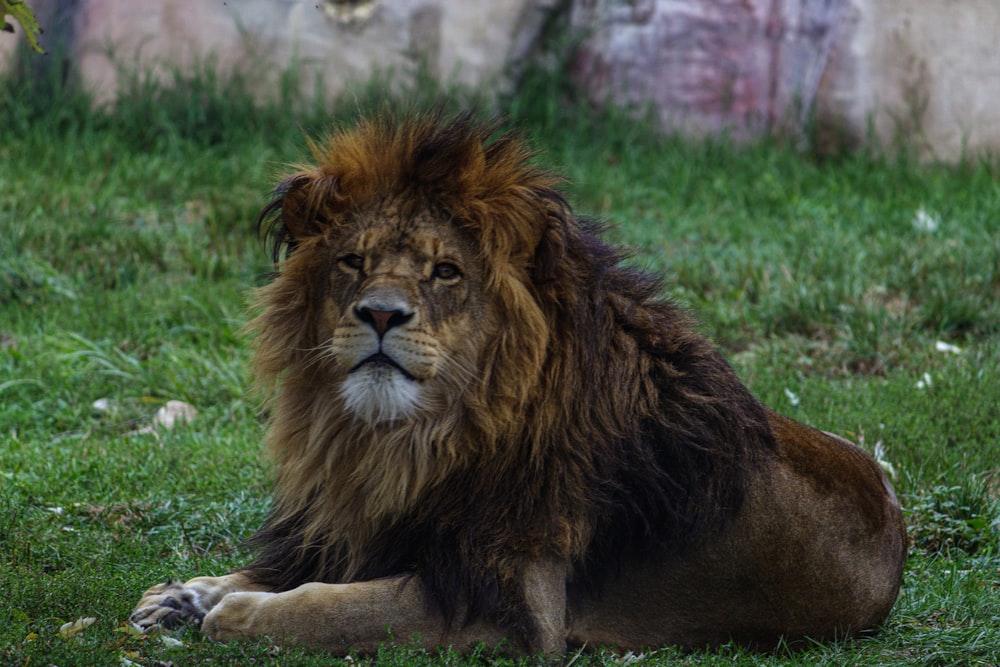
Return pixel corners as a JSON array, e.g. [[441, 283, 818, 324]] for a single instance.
[[568, 0, 846, 141]]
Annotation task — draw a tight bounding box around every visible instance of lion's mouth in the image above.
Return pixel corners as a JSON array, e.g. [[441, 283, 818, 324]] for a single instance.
[[351, 352, 416, 380]]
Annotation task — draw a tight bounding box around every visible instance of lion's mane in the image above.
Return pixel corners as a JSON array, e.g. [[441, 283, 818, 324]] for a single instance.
[[244, 112, 775, 642]]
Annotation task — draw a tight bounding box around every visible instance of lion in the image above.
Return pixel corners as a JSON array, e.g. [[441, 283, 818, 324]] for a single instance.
[[130, 111, 907, 656]]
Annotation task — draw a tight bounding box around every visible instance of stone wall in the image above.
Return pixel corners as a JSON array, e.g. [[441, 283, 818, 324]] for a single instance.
[[816, 0, 1000, 161], [5, 0, 556, 105], [568, 0, 1000, 160], [568, 0, 845, 142], [4, 0, 1000, 160]]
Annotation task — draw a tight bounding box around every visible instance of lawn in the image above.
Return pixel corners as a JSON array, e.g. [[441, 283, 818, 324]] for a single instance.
[[1, 60, 998, 665]]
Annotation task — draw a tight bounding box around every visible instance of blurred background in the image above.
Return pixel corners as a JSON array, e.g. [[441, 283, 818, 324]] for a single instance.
[[6, 0, 1000, 161]]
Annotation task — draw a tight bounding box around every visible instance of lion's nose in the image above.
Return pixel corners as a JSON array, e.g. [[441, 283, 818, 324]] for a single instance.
[[355, 306, 413, 337]]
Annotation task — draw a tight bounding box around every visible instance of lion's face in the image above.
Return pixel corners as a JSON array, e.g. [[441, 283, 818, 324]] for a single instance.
[[319, 196, 491, 425], [256, 114, 560, 440]]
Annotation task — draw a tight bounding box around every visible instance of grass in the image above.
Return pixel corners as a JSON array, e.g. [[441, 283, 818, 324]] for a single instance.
[[1, 54, 999, 666]]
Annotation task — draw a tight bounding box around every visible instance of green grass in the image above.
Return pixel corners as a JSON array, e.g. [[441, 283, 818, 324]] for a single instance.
[[1, 56, 999, 666]]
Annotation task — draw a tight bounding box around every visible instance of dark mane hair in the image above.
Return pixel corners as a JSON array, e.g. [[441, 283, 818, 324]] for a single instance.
[[243, 111, 776, 644]]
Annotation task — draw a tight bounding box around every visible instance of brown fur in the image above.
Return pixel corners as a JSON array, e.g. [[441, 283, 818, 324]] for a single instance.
[[130, 111, 907, 655]]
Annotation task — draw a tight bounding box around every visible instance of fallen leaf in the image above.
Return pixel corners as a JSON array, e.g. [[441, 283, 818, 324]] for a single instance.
[[133, 400, 197, 435], [915, 372, 932, 390], [92, 398, 113, 412], [783, 388, 801, 407], [934, 340, 962, 354], [912, 207, 939, 233], [115, 623, 145, 637], [58, 616, 97, 638], [153, 400, 197, 429]]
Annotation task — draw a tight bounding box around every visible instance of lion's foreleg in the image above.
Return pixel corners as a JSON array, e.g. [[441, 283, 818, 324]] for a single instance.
[[200, 576, 505, 654], [130, 572, 266, 632], [202, 563, 569, 656]]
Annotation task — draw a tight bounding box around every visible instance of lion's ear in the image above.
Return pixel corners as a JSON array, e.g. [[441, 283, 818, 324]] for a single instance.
[[275, 173, 342, 240], [531, 193, 571, 284], [258, 173, 341, 263]]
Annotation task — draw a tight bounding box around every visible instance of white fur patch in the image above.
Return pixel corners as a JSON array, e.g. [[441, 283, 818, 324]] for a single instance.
[[340, 363, 422, 424]]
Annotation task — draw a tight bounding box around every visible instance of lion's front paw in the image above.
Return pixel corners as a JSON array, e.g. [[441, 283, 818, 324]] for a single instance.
[[130, 579, 209, 632]]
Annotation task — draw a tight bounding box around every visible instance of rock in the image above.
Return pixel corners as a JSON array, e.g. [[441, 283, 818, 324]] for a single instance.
[[568, 0, 1000, 160], [3, 0, 556, 105], [6, 0, 1000, 160], [815, 0, 1000, 161], [568, 0, 846, 141]]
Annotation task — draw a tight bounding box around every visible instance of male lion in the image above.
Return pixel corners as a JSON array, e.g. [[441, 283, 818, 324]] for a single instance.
[[131, 112, 907, 655]]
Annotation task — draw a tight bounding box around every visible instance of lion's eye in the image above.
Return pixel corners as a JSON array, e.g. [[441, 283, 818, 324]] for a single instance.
[[432, 262, 461, 281], [339, 254, 365, 271]]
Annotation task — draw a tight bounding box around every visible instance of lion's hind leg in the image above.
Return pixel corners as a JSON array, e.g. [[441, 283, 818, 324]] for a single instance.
[[130, 572, 264, 633]]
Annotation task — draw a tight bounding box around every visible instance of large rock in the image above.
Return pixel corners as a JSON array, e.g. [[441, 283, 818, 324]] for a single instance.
[[568, 0, 846, 141], [816, 0, 1000, 161], [4, 0, 556, 105], [568, 0, 1000, 159], [5, 0, 1000, 160]]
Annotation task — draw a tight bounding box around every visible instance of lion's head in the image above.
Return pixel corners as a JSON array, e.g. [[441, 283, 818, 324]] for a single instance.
[[252, 113, 566, 436]]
